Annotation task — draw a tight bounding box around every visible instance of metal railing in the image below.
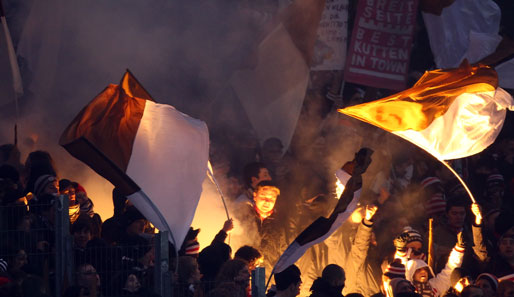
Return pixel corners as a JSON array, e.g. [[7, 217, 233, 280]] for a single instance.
[[0, 195, 266, 297]]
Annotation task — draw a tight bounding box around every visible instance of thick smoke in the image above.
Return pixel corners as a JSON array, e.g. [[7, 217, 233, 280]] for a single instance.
[[0, 0, 278, 219], [0, 2, 479, 297]]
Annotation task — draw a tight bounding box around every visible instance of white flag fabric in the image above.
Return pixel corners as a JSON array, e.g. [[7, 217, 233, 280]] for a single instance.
[[422, 0, 501, 69], [496, 57, 514, 90], [230, 0, 325, 150], [60, 71, 209, 248], [230, 23, 310, 151]]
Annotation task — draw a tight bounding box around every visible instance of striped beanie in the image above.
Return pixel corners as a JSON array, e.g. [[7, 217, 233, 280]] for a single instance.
[[487, 174, 504, 191], [34, 174, 57, 198], [179, 227, 200, 257], [384, 259, 406, 279], [404, 226, 423, 244], [476, 273, 498, 291], [185, 241, 200, 256], [421, 177, 446, 217]]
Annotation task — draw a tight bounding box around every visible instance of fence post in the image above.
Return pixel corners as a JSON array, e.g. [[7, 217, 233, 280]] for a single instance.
[[55, 194, 71, 297], [154, 231, 171, 297], [252, 267, 266, 297]]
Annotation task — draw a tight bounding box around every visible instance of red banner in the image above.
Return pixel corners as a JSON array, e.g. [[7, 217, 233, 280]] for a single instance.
[[344, 0, 419, 90]]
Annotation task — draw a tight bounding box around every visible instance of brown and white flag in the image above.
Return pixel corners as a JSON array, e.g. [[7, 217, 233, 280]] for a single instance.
[[60, 71, 209, 248]]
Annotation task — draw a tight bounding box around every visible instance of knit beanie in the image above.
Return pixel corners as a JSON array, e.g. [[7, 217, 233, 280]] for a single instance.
[[383, 259, 406, 280], [179, 227, 200, 257], [34, 174, 57, 197], [476, 273, 498, 291], [404, 227, 423, 244], [487, 174, 504, 190]]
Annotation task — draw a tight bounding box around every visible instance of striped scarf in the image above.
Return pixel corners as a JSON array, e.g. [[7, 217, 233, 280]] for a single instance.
[[414, 281, 434, 297]]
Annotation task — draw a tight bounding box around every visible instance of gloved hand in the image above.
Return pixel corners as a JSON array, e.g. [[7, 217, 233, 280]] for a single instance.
[[394, 232, 410, 252]]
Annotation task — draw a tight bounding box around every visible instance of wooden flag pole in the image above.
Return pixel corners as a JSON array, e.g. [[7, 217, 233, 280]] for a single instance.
[[428, 218, 434, 270]]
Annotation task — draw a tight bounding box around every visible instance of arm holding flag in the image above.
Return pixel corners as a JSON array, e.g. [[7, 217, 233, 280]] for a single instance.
[[270, 148, 373, 279]]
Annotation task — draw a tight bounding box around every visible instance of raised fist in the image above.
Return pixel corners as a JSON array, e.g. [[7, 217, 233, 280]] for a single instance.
[[394, 232, 410, 252]]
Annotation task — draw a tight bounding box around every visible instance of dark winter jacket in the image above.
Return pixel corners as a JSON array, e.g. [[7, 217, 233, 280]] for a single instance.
[[309, 278, 344, 297]]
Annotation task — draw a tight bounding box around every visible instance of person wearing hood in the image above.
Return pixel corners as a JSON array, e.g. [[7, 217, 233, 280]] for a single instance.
[[309, 264, 345, 297], [405, 232, 466, 297]]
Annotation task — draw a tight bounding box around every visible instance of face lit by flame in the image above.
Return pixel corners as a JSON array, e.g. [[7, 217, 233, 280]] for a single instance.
[[253, 186, 279, 217]]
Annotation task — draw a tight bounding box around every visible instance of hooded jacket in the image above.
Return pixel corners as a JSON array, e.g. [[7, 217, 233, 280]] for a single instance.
[[405, 245, 464, 297]]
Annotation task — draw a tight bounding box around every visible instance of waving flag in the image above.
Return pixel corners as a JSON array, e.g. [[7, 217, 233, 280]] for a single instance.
[[0, 1, 23, 106], [230, 0, 325, 151], [421, 0, 502, 69], [272, 148, 373, 275], [339, 62, 514, 160], [60, 71, 209, 248]]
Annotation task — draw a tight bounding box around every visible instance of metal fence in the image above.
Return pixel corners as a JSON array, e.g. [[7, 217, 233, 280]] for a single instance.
[[0, 195, 265, 297]]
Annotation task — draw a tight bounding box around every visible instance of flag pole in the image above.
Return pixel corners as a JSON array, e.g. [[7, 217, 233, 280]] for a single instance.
[[440, 160, 476, 203], [207, 161, 231, 220], [427, 218, 434, 269]]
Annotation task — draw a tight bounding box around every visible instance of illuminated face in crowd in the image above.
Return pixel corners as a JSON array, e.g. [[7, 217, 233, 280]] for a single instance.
[[60, 186, 76, 202], [447, 206, 466, 229], [407, 241, 424, 260], [253, 186, 279, 217], [413, 267, 430, 283], [499, 235, 514, 260]]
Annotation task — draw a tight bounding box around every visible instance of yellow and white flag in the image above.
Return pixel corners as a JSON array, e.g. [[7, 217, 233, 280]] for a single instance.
[[339, 62, 513, 160]]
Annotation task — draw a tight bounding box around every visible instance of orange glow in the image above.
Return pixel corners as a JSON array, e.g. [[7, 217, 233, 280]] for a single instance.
[[454, 277, 471, 293], [335, 180, 345, 199], [339, 63, 497, 132], [351, 207, 364, 223]]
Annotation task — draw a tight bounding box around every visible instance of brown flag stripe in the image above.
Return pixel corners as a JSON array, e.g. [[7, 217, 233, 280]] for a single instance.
[[59, 72, 148, 195], [120, 70, 155, 101]]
